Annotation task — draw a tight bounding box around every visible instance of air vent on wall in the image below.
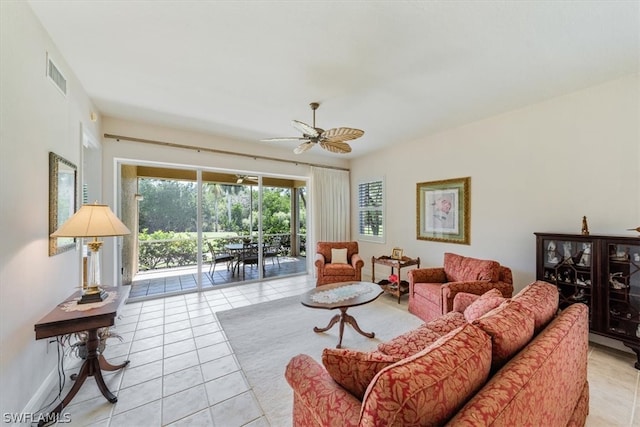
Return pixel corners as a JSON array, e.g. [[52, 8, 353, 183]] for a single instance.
[[46, 53, 67, 95]]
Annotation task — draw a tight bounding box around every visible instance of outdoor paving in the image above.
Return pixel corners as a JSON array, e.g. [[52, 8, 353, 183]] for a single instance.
[[128, 256, 307, 301]]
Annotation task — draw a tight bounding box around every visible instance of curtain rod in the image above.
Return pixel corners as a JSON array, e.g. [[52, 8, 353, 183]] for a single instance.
[[103, 133, 350, 171]]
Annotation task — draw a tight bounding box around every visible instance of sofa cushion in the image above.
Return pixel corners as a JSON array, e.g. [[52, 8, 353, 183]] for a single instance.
[[449, 303, 589, 427], [321, 348, 400, 399], [453, 292, 481, 313], [444, 252, 501, 282], [463, 288, 506, 322], [377, 311, 466, 359], [330, 248, 348, 264], [361, 323, 492, 426], [424, 310, 467, 334], [322, 263, 355, 277], [473, 300, 535, 371], [512, 281, 559, 334], [377, 324, 442, 358]]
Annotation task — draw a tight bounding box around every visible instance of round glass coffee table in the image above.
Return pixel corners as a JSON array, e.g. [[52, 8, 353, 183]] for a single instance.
[[300, 281, 383, 348]]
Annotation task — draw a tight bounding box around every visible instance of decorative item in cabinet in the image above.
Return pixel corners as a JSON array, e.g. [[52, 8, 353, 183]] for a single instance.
[[605, 241, 640, 339], [540, 238, 593, 310]]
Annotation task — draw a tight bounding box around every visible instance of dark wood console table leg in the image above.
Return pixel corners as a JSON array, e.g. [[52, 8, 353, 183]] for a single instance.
[[313, 308, 375, 349], [99, 354, 130, 371], [38, 329, 129, 426]]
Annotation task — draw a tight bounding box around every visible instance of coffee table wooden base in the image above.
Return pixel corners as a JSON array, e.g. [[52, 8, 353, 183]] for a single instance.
[[313, 307, 375, 349]]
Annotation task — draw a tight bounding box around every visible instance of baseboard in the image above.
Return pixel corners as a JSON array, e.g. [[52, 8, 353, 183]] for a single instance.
[[15, 365, 60, 426], [589, 333, 635, 354]]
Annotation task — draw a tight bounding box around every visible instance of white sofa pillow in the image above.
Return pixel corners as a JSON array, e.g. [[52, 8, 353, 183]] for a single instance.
[[331, 248, 348, 264]]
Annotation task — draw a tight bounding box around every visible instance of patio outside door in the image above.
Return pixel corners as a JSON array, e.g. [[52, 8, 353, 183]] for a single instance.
[[124, 165, 307, 294]]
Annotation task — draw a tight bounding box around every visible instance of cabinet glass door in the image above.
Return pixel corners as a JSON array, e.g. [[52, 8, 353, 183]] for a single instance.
[[542, 238, 593, 316], [606, 242, 640, 340]]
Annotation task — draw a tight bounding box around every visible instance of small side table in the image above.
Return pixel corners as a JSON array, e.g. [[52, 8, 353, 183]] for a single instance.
[[371, 255, 421, 303], [34, 287, 129, 426]]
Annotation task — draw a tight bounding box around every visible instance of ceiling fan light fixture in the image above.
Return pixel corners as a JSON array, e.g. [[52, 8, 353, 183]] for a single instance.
[[236, 174, 258, 184], [261, 102, 364, 155]]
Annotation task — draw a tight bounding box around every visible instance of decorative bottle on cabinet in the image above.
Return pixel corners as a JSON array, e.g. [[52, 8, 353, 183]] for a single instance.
[[535, 232, 640, 369]]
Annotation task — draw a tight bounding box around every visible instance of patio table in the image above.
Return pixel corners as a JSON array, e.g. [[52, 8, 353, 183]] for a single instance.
[[225, 243, 258, 276]]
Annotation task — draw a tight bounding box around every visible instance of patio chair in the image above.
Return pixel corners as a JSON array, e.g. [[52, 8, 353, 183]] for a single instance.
[[206, 241, 235, 277], [264, 237, 282, 266], [239, 242, 265, 278], [280, 235, 291, 256]]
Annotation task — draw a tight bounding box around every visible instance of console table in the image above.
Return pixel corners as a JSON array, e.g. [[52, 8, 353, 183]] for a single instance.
[[34, 286, 129, 425], [371, 255, 421, 303]]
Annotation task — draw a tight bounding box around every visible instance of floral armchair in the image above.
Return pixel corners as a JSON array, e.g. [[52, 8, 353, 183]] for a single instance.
[[315, 241, 364, 286], [408, 252, 513, 322]]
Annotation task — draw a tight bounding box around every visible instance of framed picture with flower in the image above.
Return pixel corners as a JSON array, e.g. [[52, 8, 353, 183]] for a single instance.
[[416, 177, 470, 244], [391, 247, 403, 260]]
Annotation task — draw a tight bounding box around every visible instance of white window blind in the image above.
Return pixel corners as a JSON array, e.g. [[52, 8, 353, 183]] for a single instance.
[[358, 178, 384, 243]]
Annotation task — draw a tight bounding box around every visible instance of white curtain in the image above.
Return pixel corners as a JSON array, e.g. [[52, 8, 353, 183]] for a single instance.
[[311, 167, 350, 243]]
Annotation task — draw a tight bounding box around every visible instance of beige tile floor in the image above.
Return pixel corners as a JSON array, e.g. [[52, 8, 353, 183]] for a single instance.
[[42, 275, 640, 426]]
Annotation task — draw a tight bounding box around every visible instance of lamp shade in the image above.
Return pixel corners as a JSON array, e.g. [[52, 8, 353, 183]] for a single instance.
[[51, 204, 130, 238]]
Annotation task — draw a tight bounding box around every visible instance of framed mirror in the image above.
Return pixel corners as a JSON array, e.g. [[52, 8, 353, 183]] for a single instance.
[[49, 152, 77, 256]]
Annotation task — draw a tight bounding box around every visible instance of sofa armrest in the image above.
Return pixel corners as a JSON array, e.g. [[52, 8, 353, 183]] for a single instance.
[[494, 281, 514, 298], [441, 281, 496, 313], [443, 280, 496, 295], [285, 354, 361, 427], [315, 253, 326, 269], [351, 253, 364, 270], [452, 292, 481, 313], [408, 268, 446, 285]]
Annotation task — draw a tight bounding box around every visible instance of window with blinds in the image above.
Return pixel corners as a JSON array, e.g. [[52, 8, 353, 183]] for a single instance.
[[358, 178, 384, 243]]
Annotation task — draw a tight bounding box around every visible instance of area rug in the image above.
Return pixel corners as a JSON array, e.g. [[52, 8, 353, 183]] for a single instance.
[[217, 293, 423, 426]]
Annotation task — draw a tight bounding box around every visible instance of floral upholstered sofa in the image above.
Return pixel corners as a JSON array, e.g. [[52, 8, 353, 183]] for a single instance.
[[408, 252, 514, 322], [285, 281, 589, 426]]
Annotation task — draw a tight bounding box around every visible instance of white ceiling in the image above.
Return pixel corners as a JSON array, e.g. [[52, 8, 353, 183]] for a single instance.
[[28, 1, 639, 159]]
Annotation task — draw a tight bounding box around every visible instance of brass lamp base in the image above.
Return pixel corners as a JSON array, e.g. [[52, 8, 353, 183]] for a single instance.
[[78, 288, 108, 304]]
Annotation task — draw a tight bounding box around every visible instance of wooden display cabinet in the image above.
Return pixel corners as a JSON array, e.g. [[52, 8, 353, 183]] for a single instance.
[[535, 232, 640, 368]]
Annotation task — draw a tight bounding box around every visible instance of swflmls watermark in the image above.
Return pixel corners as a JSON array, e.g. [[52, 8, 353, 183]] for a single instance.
[[3, 412, 71, 424]]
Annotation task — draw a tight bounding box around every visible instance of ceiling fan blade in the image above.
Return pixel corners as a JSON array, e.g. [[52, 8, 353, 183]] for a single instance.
[[320, 127, 364, 143], [320, 141, 352, 154], [291, 120, 319, 138], [294, 141, 315, 154], [236, 174, 259, 184], [261, 136, 309, 142]]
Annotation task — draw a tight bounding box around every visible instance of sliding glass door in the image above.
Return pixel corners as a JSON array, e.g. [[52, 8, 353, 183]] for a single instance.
[[124, 164, 307, 294]]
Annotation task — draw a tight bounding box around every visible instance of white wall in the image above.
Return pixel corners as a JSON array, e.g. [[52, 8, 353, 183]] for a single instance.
[[0, 1, 101, 416], [352, 74, 640, 292]]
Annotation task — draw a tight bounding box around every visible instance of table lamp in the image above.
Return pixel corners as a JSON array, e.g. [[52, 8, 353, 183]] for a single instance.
[[51, 203, 131, 304]]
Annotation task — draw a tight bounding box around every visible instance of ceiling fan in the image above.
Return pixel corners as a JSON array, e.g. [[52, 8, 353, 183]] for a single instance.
[[236, 174, 258, 184], [261, 102, 364, 154]]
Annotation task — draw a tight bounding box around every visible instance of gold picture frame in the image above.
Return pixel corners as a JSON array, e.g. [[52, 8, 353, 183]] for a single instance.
[[49, 152, 77, 256], [391, 247, 404, 260], [416, 177, 470, 245]]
